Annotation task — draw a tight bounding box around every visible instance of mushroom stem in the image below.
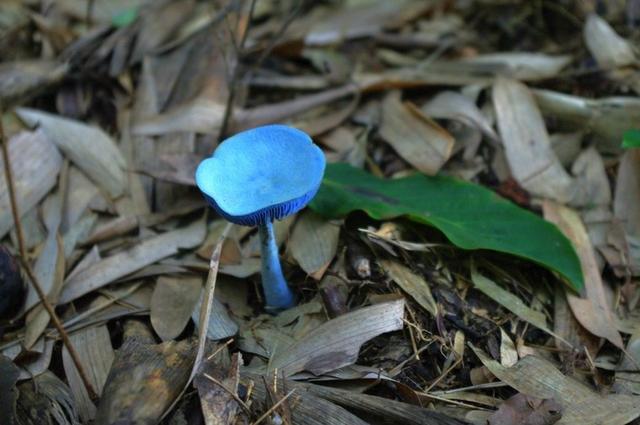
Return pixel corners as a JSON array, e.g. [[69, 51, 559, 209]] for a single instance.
[[258, 220, 295, 311]]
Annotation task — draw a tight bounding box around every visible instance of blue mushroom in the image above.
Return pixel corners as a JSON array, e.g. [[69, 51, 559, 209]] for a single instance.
[[195, 125, 326, 311]]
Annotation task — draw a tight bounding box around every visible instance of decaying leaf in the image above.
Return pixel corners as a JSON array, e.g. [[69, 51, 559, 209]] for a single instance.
[[0, 130, 62, 239], [472, 346, 640, 425], [471, 269, 561, 344], [584, 13, 636, 68], [150, 276, 202, 341], [614, 149, 640, 275], [0, 60, 68, 106], [16, 371, 79, 425], [17, 107, 127, 199], [62, 325, 114, 422], [488, 393, 562, 425], [533, 89, 640, 153], [380, 259, 437, 317], [493, 78, 586, 205], [95, 321, 196, 425], [60, 219, 206, 304], [289, 211, 341, 280], [543, 201, 624, 348], [194, 350, 243, 425], [0, 355, 19, 425], [270, 298, 404, 376], [379, 91, 454, 175]]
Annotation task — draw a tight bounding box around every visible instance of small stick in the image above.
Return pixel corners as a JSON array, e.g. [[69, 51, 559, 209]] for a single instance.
[[0, 115, 26, 259], [251, 388, 297, 425], [0, 111, 97, 400], [203, 372, 251, 414]]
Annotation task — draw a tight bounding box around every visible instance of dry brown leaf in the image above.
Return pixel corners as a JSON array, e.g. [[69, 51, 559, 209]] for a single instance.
[[488, 393, 562, 425], [379, 91, 454, 175], [0, 130, 62, 238], [0, 60, 68, 106], [270, 298, 404, 377], [17, 108, 127, 199], [460, 53, 571, 81], [614, 149, 640, 275], [23, 233, 64, 349], [543, 201, 624, 348], [303, 0, 431, 46], [59, 219, 206, 304], [584, 13, 636, 68], [194, 351, 242, 425], [499, 328, 518, 368], [380, 260, 437, 317], [95, 321, 195, 425], [422, 91, 498, 142], [289, 211, 341, 280], [150, 276, 202, 341], [493, 78, 581, 204], [472, 346, 640, 425], [533, 89, 640, 154], [62, 325, 114, 422]]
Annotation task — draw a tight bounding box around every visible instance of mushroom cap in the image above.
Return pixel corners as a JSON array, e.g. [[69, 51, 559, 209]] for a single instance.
[[195, 125, 326, 226]]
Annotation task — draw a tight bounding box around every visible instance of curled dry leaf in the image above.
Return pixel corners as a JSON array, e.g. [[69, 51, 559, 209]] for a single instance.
[[270, 298, 404, 377], [17, 107, 127, 199]]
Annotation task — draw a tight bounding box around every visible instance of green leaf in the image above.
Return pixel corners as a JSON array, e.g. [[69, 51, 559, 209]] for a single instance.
[[622, 129, 640, 149], [111, 7, 138, 28], [309, 163, 583, 292]]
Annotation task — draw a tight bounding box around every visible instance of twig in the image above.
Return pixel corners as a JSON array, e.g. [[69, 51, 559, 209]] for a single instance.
[[203, 372, 251, 414], [0, 116, 26, 259], [1, 110, 98, 400], [251, 388, 297, 425], [207, 338, 235, 360]]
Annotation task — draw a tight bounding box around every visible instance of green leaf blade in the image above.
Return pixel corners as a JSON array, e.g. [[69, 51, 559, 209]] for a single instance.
[[622, 129, 640, 149], [309, 163, 584, 291]]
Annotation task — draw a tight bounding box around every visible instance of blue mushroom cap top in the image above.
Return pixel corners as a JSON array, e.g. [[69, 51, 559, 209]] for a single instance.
[[195, 125, 326, 226]]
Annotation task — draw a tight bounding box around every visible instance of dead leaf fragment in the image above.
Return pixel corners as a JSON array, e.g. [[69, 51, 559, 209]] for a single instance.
[[380, 91, 454, 175]]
